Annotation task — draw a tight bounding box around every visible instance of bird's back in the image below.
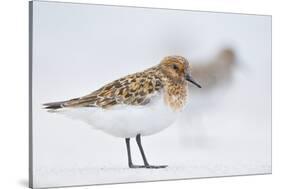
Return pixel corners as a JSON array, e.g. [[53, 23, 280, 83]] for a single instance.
[[43, 67, 163, 110]]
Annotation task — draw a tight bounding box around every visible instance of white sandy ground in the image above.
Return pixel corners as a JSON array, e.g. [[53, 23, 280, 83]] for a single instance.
[[31, 2, 271, 188], [34, 164, 270, 188], [33, 116, 271, 188]]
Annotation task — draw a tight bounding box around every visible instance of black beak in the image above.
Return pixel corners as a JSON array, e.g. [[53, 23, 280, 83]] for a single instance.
[[186, 74, 202, 88]]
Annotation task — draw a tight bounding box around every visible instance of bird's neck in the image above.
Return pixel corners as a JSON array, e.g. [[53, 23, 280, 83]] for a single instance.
[[146, 67, 188, 111], [162, 79, 188, 112]]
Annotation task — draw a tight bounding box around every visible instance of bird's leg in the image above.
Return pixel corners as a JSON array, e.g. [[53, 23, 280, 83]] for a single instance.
[[125, 138, 145, 168], [135, 134, 167, 169]]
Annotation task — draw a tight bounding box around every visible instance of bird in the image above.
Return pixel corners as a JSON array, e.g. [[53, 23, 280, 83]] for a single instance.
[[190, 48, 236, 92], [43, 55, 202, 169], [175, 48, 237, 147]]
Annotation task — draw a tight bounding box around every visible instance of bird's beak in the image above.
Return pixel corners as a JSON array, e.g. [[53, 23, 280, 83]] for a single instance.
[[186, 74, 202, 88]]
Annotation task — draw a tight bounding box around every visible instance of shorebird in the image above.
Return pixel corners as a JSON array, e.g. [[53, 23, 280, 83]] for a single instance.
[[191, 48, 236, 91], [43, 56, 201, 169]]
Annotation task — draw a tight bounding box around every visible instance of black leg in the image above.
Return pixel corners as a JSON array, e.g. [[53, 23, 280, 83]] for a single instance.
[[136, 134, 167, 169], [125, 138, 145, 168], [135, 134, 149, 166]]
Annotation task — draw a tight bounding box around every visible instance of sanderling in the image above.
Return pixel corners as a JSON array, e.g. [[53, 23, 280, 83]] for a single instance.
[[43, 56, 201, 169], [191, 48, 236, 91]]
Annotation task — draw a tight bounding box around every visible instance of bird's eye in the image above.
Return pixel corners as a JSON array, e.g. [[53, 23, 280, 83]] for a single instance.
[[172, 64, 179, 70]]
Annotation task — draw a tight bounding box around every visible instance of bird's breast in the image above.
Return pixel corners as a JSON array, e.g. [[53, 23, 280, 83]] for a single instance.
[[164, 84, 188, 112]]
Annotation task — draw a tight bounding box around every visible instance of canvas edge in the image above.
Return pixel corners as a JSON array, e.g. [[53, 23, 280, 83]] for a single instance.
[[28, 1, 273, 188], [270, 15, 273, 174], [34, 0, 272, 17], [29, 1, 34, 188], [31, 173, 272, 189]]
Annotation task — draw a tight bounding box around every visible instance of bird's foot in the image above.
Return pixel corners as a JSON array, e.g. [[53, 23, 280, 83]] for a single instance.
[[144, 164, 168, 169], [129, 164, 146, 168], [129, 164, 168, 169]]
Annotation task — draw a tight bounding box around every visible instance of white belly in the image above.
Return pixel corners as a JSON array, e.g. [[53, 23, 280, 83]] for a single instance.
[[54, 93, 182, 138]]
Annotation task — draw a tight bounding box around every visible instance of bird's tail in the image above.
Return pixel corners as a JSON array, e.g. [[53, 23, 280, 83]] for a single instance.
[[43, 101, 66, 110]]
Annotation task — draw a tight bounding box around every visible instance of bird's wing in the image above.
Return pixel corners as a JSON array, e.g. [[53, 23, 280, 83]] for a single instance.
[[43, 71, 163, 109]]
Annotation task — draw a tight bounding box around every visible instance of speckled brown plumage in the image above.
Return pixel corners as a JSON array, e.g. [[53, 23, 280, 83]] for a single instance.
[[43, 55, 200, 111]]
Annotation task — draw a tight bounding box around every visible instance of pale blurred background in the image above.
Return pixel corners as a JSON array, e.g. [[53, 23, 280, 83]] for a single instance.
[[31, 1, 271, 188]]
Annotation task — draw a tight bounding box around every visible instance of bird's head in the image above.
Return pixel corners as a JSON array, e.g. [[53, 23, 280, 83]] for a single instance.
[[159, 55, 201, 88]]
